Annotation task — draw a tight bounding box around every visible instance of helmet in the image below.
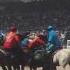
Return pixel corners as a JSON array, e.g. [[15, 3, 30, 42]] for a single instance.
[[47, 26, 53, 30], [10, 26, 17, 32]]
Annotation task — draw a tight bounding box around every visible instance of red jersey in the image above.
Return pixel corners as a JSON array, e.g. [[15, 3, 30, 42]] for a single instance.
[[3, 32, 19, 49], [28, 36, 45, 48]]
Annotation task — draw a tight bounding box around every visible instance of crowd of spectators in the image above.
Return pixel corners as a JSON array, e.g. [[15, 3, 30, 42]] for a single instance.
[[0, 10, 70, 32], [0, 0, 70, 32]]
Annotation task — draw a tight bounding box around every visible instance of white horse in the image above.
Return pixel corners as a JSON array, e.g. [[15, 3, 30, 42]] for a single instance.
[[53, 49, 70, 70]]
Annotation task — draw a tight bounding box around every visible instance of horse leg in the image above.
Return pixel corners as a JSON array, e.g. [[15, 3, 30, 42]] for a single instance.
[[43, 58, 52, 70], [21, 65, 24, 70], [51, 63, 57, 70], [33, 66, 37, 70], [1, 65, 7, 70], [30, 66, 37, 70], [13, 65, 16, 70], [64, 64, 70, 70], [50, 57, 57, 70], [6, 60, 12, 70], [16, 65, 20, 70], [43, 63, 50, 70], [43, 64, 48, 70], [13, 64, 18, 70], [30, 64, 37, 70], [13, 64, 20, 70], [30, 65, 33, 70], [7, 65, 12, 70]]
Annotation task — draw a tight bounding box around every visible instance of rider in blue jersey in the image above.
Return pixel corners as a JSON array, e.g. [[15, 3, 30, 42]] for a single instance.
[[47, 26, 62, 53], [20, 32, 30, 48]]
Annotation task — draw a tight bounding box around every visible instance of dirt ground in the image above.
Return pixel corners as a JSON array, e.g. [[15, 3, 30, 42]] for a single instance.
[[0, 66, 70, 70], [25, 66, 70, 70]]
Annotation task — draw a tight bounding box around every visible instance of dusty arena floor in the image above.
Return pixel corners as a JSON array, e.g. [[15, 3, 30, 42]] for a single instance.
[[0, 66, 70, 70]]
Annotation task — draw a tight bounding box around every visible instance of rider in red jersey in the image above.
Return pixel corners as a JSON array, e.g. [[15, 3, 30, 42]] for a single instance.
[[3, 25, 20, 52], [28, 33, 45, 49]]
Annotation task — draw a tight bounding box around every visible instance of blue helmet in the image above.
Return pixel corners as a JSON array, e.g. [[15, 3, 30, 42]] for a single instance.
[[47, 26, 53, 30]]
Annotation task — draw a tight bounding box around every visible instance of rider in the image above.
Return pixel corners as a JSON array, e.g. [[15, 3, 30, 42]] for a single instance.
[[2, 25, 22, 70], [47, 25, 62, 53], [44, 25, 62, 70], [3, 25, 20, 53], [20, 31, 30, 48], [28, 32, 45, 49]]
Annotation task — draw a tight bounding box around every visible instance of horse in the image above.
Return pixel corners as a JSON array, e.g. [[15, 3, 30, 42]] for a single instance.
[[20, 34, 52, 70], [53, 48, 70, 70], [21, 44, 56, 70], [29, 46, 48, 70], [0, 33, 23, 70]]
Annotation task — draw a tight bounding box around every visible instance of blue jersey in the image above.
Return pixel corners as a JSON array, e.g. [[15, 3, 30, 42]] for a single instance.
[[48, 30, 61, 47], [20, 38, 29, 48], [47, 26, 61, 53]]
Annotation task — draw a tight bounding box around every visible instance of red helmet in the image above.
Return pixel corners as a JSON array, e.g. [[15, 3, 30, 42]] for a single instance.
[[10, 26, 17, 32]]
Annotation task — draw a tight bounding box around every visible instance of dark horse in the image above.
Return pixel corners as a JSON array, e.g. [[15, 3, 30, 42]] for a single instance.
[[20, 45, 52, 70], [19, 34, 54, 70], [0, 34, 23, 70]]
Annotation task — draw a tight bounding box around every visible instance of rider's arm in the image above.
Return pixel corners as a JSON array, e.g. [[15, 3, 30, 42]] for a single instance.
[[37, 37, 45, 45], [15, 35, 20, 42]]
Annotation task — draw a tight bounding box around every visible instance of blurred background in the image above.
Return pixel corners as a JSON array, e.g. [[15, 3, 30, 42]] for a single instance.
[[0, 0, 70, 32]]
